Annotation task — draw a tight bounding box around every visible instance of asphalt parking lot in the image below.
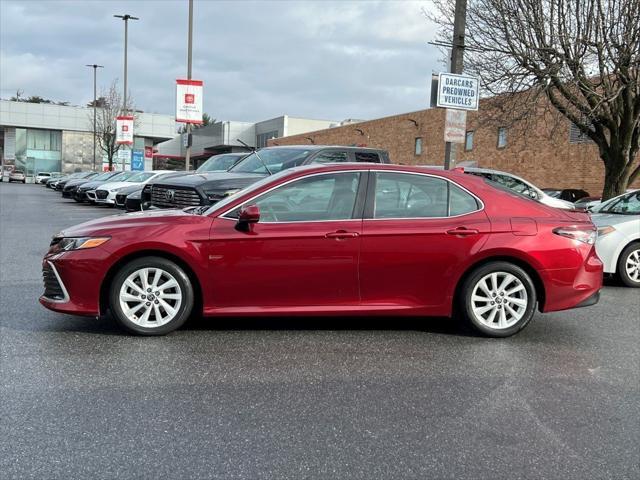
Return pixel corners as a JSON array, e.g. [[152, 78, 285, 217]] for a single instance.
[[0, 181, 638, 479]]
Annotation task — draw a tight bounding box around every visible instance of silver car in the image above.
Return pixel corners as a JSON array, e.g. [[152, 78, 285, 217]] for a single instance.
[[591, 190, 640, 287]]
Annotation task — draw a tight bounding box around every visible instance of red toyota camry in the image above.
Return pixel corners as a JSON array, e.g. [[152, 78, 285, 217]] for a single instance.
[[40, 164, 602, 337]]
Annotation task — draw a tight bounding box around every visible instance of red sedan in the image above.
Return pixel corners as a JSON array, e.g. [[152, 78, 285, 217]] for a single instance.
[[40, 164, 602, 337]]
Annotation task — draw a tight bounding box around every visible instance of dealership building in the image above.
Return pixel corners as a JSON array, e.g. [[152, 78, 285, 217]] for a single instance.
[[153, 115, 345, 169], [0, 100, 175, 175], [270, 99, 639, 195]]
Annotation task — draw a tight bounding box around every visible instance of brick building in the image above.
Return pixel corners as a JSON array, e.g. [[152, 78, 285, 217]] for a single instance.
[[269, 100, 639, 196]]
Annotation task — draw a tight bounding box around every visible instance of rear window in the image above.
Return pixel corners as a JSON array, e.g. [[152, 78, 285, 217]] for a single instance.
[[354, 152, 381, 163]]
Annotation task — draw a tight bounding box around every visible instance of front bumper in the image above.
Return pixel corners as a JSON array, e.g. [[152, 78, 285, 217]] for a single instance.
[[39, 250, 109, 317], [94, 190, 116, 204]]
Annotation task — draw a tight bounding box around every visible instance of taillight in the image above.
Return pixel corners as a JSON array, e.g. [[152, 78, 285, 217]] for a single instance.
[[553, 226, 597, 245]]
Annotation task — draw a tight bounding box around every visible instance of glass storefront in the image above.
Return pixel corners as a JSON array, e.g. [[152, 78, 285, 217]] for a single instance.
[[15, 128, 62, 175]]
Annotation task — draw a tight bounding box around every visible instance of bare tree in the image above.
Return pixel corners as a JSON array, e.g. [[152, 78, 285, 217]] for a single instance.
[[91, 80, 137, 170], [430, 0, 640, 198]]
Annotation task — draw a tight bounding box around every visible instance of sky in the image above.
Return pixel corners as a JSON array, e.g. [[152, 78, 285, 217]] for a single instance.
[[0, 0, 441, 123]]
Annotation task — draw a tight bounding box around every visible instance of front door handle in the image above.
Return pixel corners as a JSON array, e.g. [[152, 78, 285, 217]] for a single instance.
[[446, 227, 479, 236], [325, 230, 360, 239]]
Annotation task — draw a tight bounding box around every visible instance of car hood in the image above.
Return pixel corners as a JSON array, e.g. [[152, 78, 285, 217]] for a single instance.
[[59, 209, 208, 238], [117, 184, 144, 195], [97, 181, 141, 191], [66, 178, 94, 188], [153, 171, 266, 189], [590, 212, 640, 226], [78, 180, 111, 190]]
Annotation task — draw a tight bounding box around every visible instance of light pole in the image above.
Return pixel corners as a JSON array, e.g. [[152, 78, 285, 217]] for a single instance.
[[114, 13, 139, 170], [184, 0, 194, 171], [86, 64, 104, 171], [443, 0, 467, 170]]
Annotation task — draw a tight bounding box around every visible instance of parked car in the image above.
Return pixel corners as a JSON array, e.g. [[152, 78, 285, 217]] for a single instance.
[[93, 170, 172, 205], [115, 184, 144, 210], [142, 146, 390, 209], [1, 165, 15, 182], [62, 172, 107, 198], [8, 170, 26, 183], [115, 172, 190, 210], [40, 163, 601, 337], [46, 175, 69, 189], [591, 190, 640, 287], [542, 188, 590, 203], [195, 152, 247, 173], [36, 172, 55, 184], [56, 172, 96, 191], [74, 171, 135, 203]]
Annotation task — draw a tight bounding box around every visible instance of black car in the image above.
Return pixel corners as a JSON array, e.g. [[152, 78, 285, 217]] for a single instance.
[[114, 184, 144, 209], [143, 146, 390, 209], [123, 188, 144, 211], [72, 171, 131, 202], [61, 172, 104, 198], [57, 172, 97, 192]]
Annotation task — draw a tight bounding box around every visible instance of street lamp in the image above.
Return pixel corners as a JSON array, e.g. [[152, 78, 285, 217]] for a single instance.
[[86, 64, 104, 171], [184, 0, 194, 171], [114, 13, 139, 171]]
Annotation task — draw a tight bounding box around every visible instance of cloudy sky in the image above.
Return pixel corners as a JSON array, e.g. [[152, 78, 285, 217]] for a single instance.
[[1, 0, 441, 123]]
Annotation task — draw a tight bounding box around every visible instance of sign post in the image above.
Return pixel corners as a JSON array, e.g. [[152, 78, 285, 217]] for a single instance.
[[443, 109, 467, 144]]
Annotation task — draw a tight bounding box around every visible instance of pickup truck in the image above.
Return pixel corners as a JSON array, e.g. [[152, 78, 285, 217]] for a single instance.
[[143, 145, 390, 209]]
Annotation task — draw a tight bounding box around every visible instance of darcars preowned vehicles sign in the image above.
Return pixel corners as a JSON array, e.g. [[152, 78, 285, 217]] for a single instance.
[[176, 79, 203, 124], [116, 116, 134, 145], [436, 73, 479, 111]]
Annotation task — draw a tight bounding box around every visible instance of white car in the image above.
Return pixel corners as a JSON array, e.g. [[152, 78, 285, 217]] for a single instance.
[[426, 166, 574, 209], [591, 190, 640, 287], [94, 171, 172, 205]]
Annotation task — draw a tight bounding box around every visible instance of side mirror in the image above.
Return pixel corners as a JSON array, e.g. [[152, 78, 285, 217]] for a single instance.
[[236, 204, 260, 231]]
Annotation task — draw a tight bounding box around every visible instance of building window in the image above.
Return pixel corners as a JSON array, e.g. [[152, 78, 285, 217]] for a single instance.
[[256, 130, 279, 148], [497, 127, 507, 149], [465, 131, 474, 151], [414, 137, 422, 155], [569, 122, 594, 144]]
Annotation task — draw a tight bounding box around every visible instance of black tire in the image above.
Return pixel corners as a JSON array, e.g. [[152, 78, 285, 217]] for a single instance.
[[109, 256, 194, 335], [458, 261, 537, 337], [617, 242, 640, 288]]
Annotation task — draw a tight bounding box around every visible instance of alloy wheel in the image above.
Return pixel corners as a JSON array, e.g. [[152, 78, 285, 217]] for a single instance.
[[625, 249, 640, 283], [118, 267, 183, 328], [470, 272, 528, 330]]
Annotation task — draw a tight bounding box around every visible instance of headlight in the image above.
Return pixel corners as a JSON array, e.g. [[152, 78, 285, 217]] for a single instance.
[[48, 236, 110, 254], [110, 187, 122, 192], [597, 226, 616, 237]]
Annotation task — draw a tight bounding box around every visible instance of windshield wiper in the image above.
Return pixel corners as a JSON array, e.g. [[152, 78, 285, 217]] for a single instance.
[[236, 138, 273, 175]]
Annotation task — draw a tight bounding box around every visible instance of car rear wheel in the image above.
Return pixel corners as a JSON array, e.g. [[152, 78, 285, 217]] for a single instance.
[[617, 243, 640, 288], [460, 262, 537, 337], [109, 257, 194, 335]]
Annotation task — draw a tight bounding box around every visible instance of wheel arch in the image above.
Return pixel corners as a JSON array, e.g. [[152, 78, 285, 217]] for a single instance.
[[453, 255, 546, 313], [614, 239, 640, 273], [99, 249, 203, 317]]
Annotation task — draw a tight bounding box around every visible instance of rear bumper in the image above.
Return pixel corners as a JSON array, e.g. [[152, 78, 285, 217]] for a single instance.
[[540, 247, 603, 313]]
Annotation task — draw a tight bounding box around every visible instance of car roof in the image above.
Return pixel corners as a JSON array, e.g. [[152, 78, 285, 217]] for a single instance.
[[260, 145, 386, 153]]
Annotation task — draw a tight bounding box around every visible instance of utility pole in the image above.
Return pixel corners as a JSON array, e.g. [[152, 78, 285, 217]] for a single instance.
[[443, 0, 467, 170], [114, 14, 139, 171], [86, 64, 104, 171], [184, 0, 194, 172]]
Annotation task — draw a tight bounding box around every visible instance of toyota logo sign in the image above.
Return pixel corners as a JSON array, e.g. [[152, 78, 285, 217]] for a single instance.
[[165, 189, 175, 202]]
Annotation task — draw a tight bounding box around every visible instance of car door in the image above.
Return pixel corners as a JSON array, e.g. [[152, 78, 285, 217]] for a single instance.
[[207, 170, 367, 310], [359, 171, 491, 310]]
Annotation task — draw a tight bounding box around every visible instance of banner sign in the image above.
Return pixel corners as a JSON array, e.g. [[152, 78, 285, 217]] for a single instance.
[[132, 150, 144, 171], [116, 116, 134, 144], [117, 148, 131, 164], [436, 73, 479, 111], [144, 146, 153, 159], [444, 109, 467, 143], [176, 79, 203, 124]]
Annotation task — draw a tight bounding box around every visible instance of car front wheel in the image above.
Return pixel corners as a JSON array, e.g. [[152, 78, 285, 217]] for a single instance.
[[618, 243, 640, 288], [459, 262, 537, 337], [109, 256, 194, 335]]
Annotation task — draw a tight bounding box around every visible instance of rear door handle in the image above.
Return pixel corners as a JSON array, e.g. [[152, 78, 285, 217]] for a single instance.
[[446, 227, 479, 236], [325, 230, 360, 239]]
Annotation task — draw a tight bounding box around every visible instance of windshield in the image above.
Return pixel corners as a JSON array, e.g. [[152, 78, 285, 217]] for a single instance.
[[229, 148, 313, 174], [202, 168, 295, 215], [127, 172, 155, 182], [93, 172, 117, 181], [108, 171, 135, 182], [599, 190, 640, 215], [196, 154, 244, 173]]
